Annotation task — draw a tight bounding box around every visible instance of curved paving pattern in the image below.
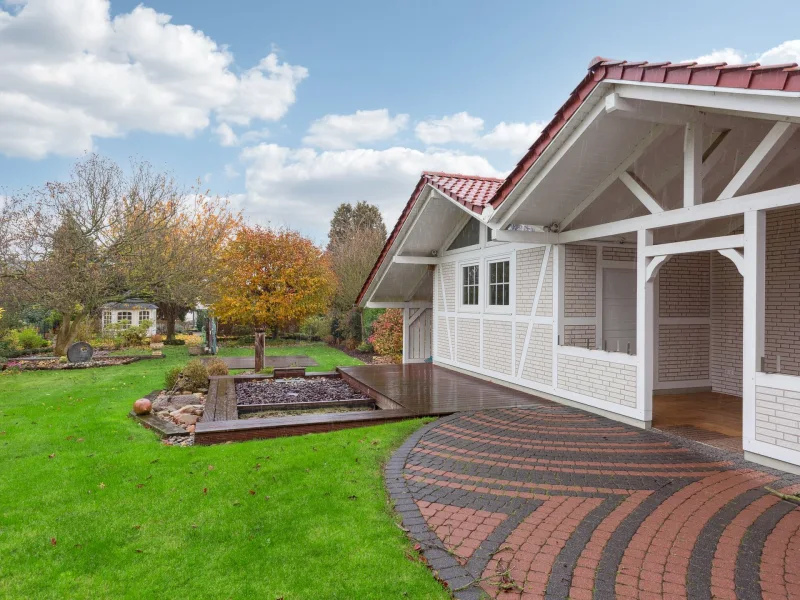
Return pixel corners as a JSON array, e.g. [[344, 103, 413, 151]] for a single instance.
[[385, 404, 800, 600]]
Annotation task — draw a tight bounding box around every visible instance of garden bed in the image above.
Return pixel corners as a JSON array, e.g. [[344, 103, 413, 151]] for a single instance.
[[3, 356, 157, 371], [236, 377, 370, 406]]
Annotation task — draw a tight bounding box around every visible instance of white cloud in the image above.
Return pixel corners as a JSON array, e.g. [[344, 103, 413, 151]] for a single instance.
[[303, 109, 409, 150], [237, 143, 504, 239], [415, 112, 543, 154], [224, 164, 240, 178], [688, 39, 800, 66], [0, 0, 308, 158], [214, 123, 238, 147], [477, 121, 546, 154], [415, 112, 484, 145]]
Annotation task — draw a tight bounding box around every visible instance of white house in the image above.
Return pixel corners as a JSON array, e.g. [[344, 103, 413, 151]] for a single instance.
[[100, 299, 158, 336], [358, 57, 800, 474]]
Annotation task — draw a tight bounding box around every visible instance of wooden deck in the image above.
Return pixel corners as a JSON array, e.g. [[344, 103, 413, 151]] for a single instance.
[[338, 364, 542, 416]]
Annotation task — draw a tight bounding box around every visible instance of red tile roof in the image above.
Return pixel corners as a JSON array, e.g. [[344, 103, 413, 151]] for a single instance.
[[358, 57, 800, 306], [355, 172, 502, 305], [489, 57, 800, 211]]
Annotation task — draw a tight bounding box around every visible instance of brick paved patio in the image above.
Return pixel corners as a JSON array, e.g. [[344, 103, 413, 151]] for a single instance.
[[385, 403, 800, 599]]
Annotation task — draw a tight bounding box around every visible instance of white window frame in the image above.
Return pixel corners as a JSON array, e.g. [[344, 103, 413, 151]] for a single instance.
[[484, 253, 514, 314], [139, 310, 151, 323], [441, 215, 486, 257], [116, 311, 133, 329], [458, 260, 481, 312], [102, 311, 112, 328]]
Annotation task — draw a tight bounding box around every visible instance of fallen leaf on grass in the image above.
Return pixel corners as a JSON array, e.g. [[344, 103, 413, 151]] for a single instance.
[[348, 495, 358, 501], [50, 538, 57, 546], [48, 453, 55, 459], [132, 525, 141, 530], [249, 490, 255, 495], [135, 549, 143, 554], [208, 465, 215, 471], [202, 488, 207, 495], [98, 483, 106, 489], [136, 484, 144, 489]]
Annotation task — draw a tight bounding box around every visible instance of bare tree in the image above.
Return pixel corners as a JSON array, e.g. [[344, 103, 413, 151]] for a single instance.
[[1, 154, 181, 354]]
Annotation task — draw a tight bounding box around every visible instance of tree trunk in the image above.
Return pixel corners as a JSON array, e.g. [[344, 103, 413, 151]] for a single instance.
[[163, 305, 177, 341], [54, 314, 81, 356]]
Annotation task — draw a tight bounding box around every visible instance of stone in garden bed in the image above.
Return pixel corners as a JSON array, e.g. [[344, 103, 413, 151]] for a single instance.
[[236, 377, 370, 406]]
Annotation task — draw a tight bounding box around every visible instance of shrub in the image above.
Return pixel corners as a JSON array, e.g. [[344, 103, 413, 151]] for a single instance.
[[163, 339, 186, 346], [2, 327, 49, 351], [258, 366, 275, 376], [344, 337, 359, 351], [205, 357, 229, 376], [177, 333, 202, 346], [150, 334, 163, 344], [357, 341, 373, 353], [178, 359, 209, 392], [323, 334, 336, 345], [369, 309, 403, 359], [72, 320, 95, 343], [300, 315, 331, 340], [164, 366, 182, 390]]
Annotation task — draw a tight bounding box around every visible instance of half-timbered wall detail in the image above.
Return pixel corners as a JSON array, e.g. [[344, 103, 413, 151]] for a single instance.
[[483, 320, 513, 375]]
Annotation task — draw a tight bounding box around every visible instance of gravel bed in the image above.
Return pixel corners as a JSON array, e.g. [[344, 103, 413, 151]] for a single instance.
[[236, 377, 370, 406], [240, 406, 376, 419]]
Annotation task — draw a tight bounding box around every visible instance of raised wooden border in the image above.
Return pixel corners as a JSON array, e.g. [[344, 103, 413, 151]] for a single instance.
[[128, 411, 189, 438], [238, 398, 376, 413]]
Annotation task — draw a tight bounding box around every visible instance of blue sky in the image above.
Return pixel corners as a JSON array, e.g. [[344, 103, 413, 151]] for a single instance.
[[1, 0, 799, 242]]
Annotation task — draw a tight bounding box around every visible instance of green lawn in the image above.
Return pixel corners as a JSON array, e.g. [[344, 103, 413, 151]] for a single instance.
[[220, 341, 364, 372], [0, 345, 446, 599]]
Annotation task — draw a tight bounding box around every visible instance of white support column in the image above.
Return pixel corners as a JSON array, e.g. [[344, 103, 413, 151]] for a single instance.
[[636, 230, 655, 424], [684, 122, 703, 207], [402, 307, 410, 364], [552, 244, 565, 386], [742, 210, 766, 451]]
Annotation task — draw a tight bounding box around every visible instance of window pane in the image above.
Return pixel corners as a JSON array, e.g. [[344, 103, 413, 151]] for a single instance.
[[502, 283, 509, 305], [447, 218, 481, 251]]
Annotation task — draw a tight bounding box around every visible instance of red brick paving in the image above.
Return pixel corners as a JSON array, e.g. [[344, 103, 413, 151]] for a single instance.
[[392, 407, 800, 599]]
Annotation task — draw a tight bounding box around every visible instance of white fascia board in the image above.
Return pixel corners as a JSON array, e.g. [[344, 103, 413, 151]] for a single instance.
[[559, 182, 800, 243], [393, 255, 439, 265], [361, 188, 434, 307], [612, 80, 800, 122], [488, 86, 609, 229], [366, 301, 433, 309], [492, 229, 561, 244]]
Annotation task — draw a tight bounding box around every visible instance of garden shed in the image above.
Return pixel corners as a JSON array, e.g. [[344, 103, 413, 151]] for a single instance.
[[100, 298, 158, 336]]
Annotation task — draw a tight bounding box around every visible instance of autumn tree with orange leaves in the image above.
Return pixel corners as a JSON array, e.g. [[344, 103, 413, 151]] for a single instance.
[[211, 226, 335, 337]]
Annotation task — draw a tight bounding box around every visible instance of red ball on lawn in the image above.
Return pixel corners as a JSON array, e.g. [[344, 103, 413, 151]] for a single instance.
[[133, 398, 152, 415]]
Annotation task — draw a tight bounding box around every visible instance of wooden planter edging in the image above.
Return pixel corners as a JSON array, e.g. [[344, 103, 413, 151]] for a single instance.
[[203, 377, 238, 422], [128, 411, 189, 438], [230, 371, 339, 383], [194, 408, 416, 445], [237, 399, 376, 413]]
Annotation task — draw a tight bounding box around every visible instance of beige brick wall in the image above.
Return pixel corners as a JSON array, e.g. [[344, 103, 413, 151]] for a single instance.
[[564, 325, 596, 348], [765, 207, 800, 376], [516, 247, 545, 316], [557, 354, 637, 408], [564, 245, 596, 317], [755, 385, 800, 452], [483, 320, 512, 375], [658, 324, 710, 381], [518, 324, 553, 385], [602, 246, 635, 262], [711, 252, 743, 396], [436, 316, 451, 360], [536, 251, 554, 317], [659, 253, 710, 318], [440, 262, 455, 311], [456, 318, 480, 367], [657, 253, 711, 383]]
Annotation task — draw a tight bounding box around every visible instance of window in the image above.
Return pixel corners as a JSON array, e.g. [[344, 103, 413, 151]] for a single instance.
[[487, 260, 510, 306], [102, 311, 112, 328], [447, 218, 480, 251], [462, 265, 479, 305], [116, 311, 132, 329], [139, 310, 151, 323]]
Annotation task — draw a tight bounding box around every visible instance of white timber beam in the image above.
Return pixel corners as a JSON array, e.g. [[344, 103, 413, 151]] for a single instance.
[[717, 121, 797, 201], [561, 124, 667, 229], [402, 307, 410, 363], [718, 249, 745, 276], [605, 93, 700, 126], [365, 301, 433, 309], [683, 121, 703, 207], [392, 255, 440, 265], [645, 254, 672, 282], [742, 210, 766, 451], [559, 182, 800, 243], [644, 234, 744, 257], [636, 229, 655, 423], [492, 229, 561, 244], [614, 82, 800, 123], [619, 171, 663, 214]]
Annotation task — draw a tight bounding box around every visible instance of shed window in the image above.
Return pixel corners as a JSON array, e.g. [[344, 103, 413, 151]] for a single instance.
[[488, 260, 510, 306], [102, 311, 112, 328], [117, 311, 132, 328], [139, 310, 151, 323], [462, 265, 479, 305], [447, 219, 480, 251]]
